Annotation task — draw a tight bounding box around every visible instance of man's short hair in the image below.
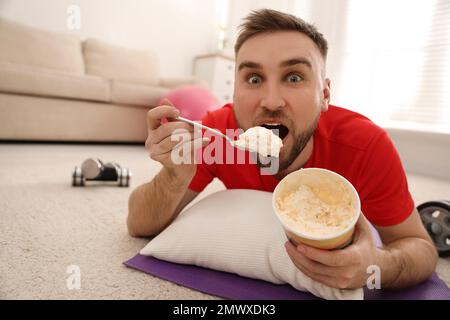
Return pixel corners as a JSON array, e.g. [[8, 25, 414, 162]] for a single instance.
[[235, 9, 328, 60]]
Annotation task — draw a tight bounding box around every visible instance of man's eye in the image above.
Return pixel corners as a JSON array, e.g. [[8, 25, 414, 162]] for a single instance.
[[247, 75, 262, 84], [286, 74, 302, 83]]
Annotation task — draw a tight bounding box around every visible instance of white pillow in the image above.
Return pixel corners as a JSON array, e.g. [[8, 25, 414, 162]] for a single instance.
[[140, 189, 363, 300]]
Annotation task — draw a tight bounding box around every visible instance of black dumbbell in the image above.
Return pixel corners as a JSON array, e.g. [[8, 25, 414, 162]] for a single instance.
[[418, 200, 450, 257], [72, 158, 131, 187]]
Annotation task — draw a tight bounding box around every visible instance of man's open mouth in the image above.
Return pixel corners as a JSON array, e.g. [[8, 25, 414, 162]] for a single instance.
[[260, 123, 290, 140]]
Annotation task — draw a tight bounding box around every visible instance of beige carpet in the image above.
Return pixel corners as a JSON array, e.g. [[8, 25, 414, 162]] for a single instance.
[[0, 143, 449, 299]]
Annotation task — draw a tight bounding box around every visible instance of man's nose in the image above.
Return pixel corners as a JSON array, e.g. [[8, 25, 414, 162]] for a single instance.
[[260, 82, 286, 111]]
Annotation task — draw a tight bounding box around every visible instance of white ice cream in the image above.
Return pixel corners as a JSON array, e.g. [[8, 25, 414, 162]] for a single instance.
[[276, 180, 355, 237], [234, 126, 283, 157]]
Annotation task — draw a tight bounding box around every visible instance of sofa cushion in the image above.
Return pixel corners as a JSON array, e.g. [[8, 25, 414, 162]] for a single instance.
[[0, 17, 84, 75], [83, 39, 160, 86], [0, 93, 147, 142], [159, 77, 208, 89], [0, 62, 110, 102], [111, 81, 168, 107]]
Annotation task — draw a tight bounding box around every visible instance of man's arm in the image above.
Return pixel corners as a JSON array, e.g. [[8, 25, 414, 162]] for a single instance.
[[285, 208, 438, 289], [127, 100, 209, 237], [127, 168, 199, 237], [374, 208, 438, 288]]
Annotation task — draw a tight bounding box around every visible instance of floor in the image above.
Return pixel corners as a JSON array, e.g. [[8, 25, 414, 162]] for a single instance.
[[0, 143, 449, 299]]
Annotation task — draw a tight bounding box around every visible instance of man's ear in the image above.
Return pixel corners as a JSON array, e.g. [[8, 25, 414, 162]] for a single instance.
[[322, 78, 331, 112]]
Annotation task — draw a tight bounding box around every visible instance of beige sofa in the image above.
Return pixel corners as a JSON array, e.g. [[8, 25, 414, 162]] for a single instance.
[[0, 17, 204, 142]]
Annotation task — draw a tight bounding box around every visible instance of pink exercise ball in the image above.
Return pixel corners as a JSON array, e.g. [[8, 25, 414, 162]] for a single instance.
[[161, 85, 221, 121]]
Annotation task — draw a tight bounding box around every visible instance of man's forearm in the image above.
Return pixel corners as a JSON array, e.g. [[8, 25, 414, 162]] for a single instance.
[[376, 237, 438, 289], [127, 168, 193, 237]]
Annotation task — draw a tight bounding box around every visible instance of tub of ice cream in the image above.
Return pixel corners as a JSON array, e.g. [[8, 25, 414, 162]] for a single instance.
[[272, 168, 361, 250]]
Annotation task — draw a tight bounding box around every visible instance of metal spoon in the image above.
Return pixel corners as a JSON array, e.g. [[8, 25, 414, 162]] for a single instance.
[[175, 116, 280, 158], [175, 116, 235, 145]]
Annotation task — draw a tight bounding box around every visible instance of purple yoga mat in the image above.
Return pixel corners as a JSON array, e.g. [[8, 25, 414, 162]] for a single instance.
[[124, 224, 450, 300], [124, 254, 450, 300]]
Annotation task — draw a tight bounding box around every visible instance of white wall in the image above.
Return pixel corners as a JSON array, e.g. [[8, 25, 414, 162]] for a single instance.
[[0, 0, 219, 77], [0, 0, 310, 75], [387, 128, 450, 180], [224, 0, 295, 55]]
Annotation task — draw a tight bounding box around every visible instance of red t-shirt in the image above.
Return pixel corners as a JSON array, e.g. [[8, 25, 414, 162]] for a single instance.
[[188, 103, 414, 227]]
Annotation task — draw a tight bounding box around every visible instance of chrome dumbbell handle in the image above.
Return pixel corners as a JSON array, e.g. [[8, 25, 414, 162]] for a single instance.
[[72, 166, 84, 186], [118, 167, 132, 187]]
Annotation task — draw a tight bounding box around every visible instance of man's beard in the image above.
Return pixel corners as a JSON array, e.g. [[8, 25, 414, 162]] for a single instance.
[[256, 112, 320, 173]]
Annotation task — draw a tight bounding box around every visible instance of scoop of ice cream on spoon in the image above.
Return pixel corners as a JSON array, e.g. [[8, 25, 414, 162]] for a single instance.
[[234, 126, 283, 157], [174, 116, 283, 157]]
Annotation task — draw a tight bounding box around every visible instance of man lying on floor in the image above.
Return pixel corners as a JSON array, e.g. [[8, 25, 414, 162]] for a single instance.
[[127, 9, 438, 290]]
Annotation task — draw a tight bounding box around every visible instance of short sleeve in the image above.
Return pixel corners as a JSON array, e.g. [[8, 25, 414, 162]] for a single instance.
[[188, 162, 216, 192], [358, 132, 415, 226], [187, 112, 216, 192]]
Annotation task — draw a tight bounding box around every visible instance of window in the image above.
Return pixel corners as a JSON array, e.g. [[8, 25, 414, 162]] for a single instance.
[[298, 0, 450, 133]]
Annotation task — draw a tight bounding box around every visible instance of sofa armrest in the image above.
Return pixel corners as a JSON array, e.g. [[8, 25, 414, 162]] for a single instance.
[[159, 76, 208, 89]]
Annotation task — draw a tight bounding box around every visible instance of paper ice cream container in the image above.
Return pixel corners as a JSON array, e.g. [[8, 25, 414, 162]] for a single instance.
[[272, 168, 361, 250]]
